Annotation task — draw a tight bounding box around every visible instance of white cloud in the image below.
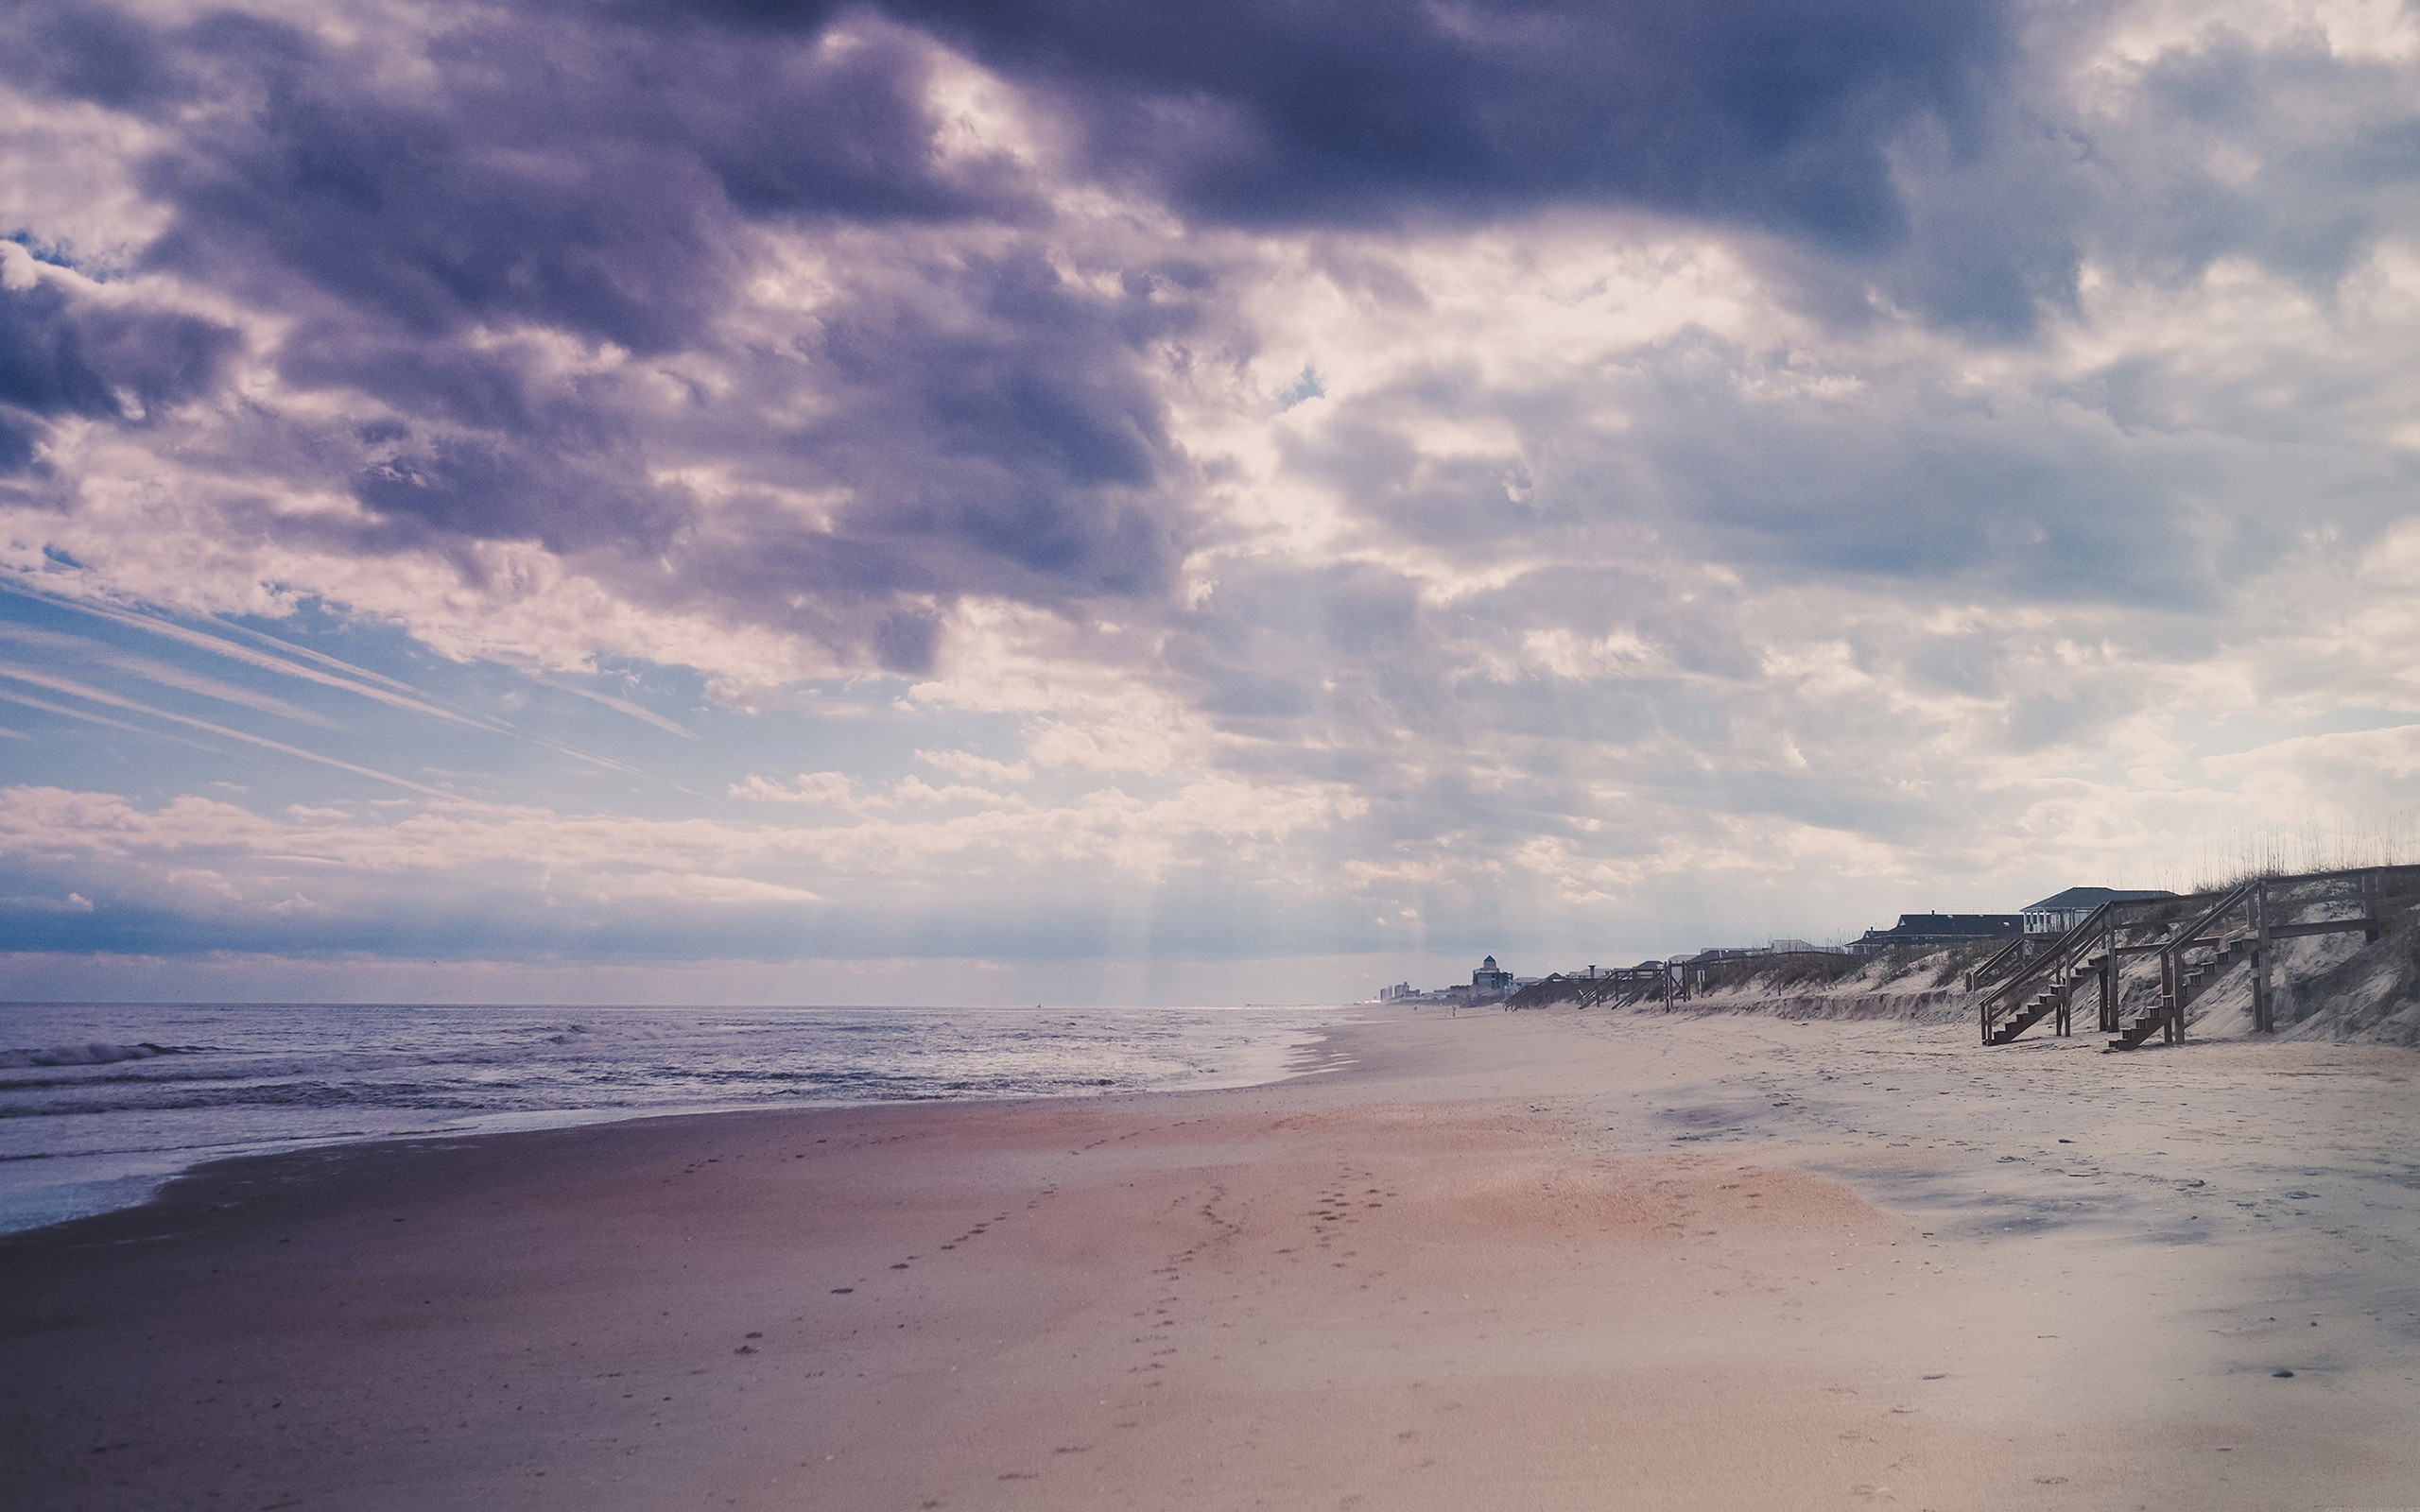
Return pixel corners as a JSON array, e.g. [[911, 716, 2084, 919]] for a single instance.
[[915, 747, 1034, 782]]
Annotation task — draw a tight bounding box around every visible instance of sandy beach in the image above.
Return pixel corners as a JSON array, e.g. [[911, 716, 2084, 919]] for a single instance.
[[6, 1005, 2418, 1511]]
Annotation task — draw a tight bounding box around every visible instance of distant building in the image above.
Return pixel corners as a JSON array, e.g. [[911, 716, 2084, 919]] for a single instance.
[[2020, 887, 2176, 934], [1680, 938, 1845, 964], [1853, 913, 2024, 954], [1472, 954, 1514, 992], [1376, 981, 1415, 1002]]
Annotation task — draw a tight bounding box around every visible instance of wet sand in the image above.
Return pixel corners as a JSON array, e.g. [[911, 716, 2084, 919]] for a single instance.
[[5, 1006, 2417, 1510]]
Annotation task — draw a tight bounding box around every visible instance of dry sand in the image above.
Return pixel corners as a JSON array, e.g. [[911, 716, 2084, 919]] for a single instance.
[[5, 1005, 2417, 1510]]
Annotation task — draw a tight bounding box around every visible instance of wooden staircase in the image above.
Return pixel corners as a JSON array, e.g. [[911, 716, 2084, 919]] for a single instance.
[[1980, 865, 2419, 1056], [2105, 1002, 2174, 1051], [2106, 936, 2252, 1052], [2184, 936, 2254, 1002], [1986, 982, 2065, 1045], [1982, 949, 2116, 1046]]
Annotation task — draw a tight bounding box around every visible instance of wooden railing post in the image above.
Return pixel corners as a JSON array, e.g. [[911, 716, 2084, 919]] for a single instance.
[[2177, 908, 2197, 1043], [2100, 919, 2118, 1033], [2252, 879, 2273, 1033], [2168, 948, 2187, 1044]]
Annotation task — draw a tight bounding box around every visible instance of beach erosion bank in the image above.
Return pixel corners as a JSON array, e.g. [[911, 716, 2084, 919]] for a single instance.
[[5, 1007, 2417, 1511]]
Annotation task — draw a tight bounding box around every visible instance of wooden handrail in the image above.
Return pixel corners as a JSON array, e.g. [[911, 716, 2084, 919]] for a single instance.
[[1973, 862, 2417, 1051], [1964, 935, 2030, 993], [1975, 889, 2214, 1042], [2200, 861, 2420, 890], [2163, 880, 2256, 959], [1979, 900, 2119, 1013], [2154, 880, 2259, 1044], [1977, 902, 2114, 1044]]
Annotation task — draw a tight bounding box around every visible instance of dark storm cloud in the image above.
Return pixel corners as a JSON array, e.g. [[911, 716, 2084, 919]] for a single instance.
[[352, 433, 689, 552], [7, 0, 2002, 335], [124, 5, 1031, 352], [0, 1, 184, 112], [792, 245, 1190, 589], [567, 240, 1201, 672], [891, 0, 2012, 247], [0, 271, 239, 474], [1, 0, 1227, 658], [2, 0, 2399, 683], [0, 0, 2055, 667], [2108, 32, 2420, 293]]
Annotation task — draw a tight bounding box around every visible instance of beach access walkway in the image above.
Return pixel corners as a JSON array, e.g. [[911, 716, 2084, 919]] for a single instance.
[[1974, 863, 2420, 1050]]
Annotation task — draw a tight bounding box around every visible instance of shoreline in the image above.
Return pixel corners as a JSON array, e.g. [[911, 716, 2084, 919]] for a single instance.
[[8, 1006, 2418, 1509], [0, 1001, 1357, 1239]]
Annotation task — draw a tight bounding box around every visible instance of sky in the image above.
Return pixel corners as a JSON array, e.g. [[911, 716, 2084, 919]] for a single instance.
[[6, 0, 2420, 1005]]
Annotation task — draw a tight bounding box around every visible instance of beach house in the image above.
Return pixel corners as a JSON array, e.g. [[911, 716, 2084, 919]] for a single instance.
[[1851, 913, 2025, 954], [2019, 886, 2175, 934]]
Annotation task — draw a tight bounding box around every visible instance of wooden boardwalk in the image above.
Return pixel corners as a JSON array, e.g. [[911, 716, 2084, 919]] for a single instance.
[[1969, 864, 2420, 1050]]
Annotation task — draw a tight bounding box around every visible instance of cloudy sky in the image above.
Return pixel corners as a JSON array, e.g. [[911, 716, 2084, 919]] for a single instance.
[[5, 0, 2420, 1004]]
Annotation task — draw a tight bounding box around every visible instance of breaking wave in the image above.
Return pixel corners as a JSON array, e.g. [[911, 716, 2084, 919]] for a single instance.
[[0, 1041, 182, 1070], [0, 1002, 1340, 1235]]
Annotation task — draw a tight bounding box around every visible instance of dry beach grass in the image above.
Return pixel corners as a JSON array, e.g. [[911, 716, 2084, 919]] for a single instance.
[[4, 1005, 2416, 1509]]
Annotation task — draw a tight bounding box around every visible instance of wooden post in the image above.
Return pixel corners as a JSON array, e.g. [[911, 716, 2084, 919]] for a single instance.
[[2176, 902, 2196, 1045], [2100, 921, 2118, 1034], [2168, 948, 2187, 1044], [2252, 878, 2273, 1034]]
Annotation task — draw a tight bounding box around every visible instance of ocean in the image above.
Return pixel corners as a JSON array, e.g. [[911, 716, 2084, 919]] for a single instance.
[[0, 1000, 1345, 1235]]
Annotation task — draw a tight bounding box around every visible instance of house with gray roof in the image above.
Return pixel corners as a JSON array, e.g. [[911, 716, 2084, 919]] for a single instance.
[[2020, 887, 2176, 935]]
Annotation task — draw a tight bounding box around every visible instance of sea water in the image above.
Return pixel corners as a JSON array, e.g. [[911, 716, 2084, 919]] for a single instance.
[[0, 1001, 1344, 1234]]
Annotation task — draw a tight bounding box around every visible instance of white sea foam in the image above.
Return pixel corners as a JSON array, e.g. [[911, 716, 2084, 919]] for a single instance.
[[0, 1002, 1346, 1235], [0, 1041, 179, 1069]]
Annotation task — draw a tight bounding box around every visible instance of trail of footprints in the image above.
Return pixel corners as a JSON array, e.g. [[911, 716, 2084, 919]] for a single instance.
[[823, 1121, 1167, 1297], [1114, 1157, 1404, 1401], [814, 1125, 1414, 1495], [1309, 1169, 1391, 1264], [829, 1187, 1060, 1296]]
